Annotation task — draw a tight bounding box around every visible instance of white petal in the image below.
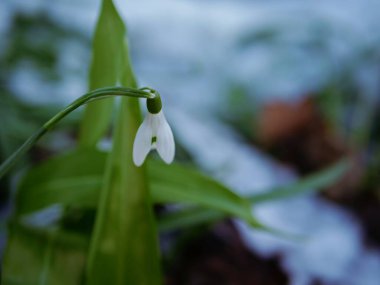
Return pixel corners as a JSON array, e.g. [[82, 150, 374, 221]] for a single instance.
[[155, 112, 175, 164], [133, 116, 153, 166], [149, 112, 161, 136]]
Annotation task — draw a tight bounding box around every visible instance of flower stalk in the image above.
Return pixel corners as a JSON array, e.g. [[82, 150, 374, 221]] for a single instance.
[[0, 86, 155, 179]]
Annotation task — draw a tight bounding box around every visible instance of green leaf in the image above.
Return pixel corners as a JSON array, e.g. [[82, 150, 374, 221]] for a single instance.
[[78, 0, 126, 147], [150, 161, 256, 225], [16, 149, 257, 227], [2, 222, 87, 285], [157, 160, 349, 231], [15, 150, 348, 230], [16, 149, 104, 215], [87, 109, 162, 284], [85, 4, 162, 283], [249, 159, 348, 204], [157, 206, 221, 232]]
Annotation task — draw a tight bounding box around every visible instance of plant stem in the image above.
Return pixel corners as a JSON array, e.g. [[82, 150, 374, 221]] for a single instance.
[[0, 87, 154, 180]]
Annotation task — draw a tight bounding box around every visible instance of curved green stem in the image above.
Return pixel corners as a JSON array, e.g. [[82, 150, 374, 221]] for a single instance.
[[0, 86, 155, 179]]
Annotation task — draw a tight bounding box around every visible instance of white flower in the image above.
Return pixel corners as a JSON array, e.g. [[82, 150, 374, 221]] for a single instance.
[[133, 110, 175, 166]]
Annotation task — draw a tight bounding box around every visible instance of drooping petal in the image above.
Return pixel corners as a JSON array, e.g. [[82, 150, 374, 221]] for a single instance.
[[155, 112, 175, 164], [133, 116, 153, 166]]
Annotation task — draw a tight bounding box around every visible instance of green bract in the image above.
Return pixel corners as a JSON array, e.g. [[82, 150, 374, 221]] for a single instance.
[[146, 93, 163, 114]]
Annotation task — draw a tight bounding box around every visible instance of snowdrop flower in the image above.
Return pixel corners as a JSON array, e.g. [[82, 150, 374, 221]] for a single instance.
[[133, 93, 175, 166]]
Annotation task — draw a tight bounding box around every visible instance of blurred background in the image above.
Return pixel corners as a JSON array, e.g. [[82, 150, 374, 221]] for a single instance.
[[1, 0, 380, 284]]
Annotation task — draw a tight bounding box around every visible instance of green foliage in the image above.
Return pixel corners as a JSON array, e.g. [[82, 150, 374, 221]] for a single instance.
[[83, 1, 162, 284], [87, 99, 162, 285], [2, 222, 87, 285], [78, 0, 126, 147], [87, 66, 162, 285], [150, 161, 257, 225], [15, 149, 257, 227], [2, 151, 347, 284], [16, 149, 104, 215], [2, 0, 164, 284], [249, 160, 348, 204], [158, 160, 349, 231], [15, 150, 348, 228]]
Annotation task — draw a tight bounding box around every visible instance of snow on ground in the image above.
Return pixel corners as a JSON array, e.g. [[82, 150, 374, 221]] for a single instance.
[[173, 109, 380, 285]]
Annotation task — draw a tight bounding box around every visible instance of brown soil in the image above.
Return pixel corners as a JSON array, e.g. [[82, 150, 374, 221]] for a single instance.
[[165, 221, 288, 285]]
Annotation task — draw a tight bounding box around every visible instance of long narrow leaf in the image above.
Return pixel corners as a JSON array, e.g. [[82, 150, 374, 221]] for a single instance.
[[85, 8, 162, 283], [15, 151, 348, 231], [78, 0, 125, 147], [249, 160, 348, 204], [16, 150, 257, 227], [158, 160, 349, 231]]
